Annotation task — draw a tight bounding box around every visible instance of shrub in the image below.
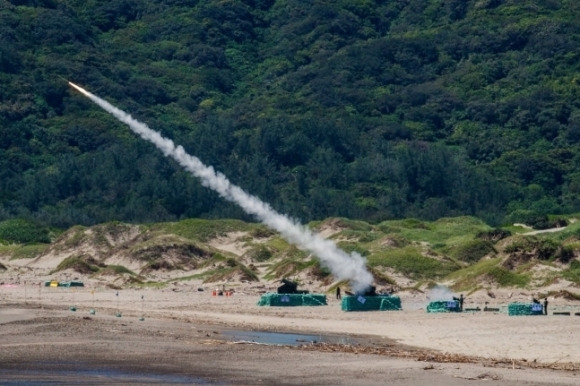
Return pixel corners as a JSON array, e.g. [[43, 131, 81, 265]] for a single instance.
[[337, 242, 370, 257], [506, 210, 551, 229], [248, 245, 273, 262], [488, 267, 530, 287], [477, 228, 511, 241], [0, 219, 51, 244], [250, 226, 276, 238], [535, 239, 559, 260], [450, 240, 496, 263], [556, 245, 575, 263], [308, 260, 332, 280], [563, 260, 580, 283]]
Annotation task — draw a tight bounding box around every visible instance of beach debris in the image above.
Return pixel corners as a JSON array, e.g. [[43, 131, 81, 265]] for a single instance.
[[298, 343, 580, 371]]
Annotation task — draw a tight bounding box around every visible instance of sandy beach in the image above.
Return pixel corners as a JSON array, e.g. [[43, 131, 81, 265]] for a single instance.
[[1, 281, 580, 385]]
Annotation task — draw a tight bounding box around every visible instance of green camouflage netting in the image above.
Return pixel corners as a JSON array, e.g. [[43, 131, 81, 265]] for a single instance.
[[257, 293, 328, 307], [426, 300, 461, 313], [508, 302, 544, 316], [341, 295, 402, 312]]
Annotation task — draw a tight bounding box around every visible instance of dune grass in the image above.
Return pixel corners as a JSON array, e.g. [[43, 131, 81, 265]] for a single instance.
[[153, 218, 254, 242], [50, 256, 100, 275], [1, 244, 47, 260], [368, 246, 459, 280]]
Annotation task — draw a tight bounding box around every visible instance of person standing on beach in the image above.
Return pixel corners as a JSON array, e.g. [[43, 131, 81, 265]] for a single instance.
[[336, 287, 341, 300], [543, 298, 548, 315]]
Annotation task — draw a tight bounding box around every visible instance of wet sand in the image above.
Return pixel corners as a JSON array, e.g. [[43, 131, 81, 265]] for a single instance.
[[1, 285, 580, 385]]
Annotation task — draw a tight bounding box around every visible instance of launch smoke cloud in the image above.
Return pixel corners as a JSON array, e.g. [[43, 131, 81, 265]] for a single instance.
[[68, 82, 373, 293]]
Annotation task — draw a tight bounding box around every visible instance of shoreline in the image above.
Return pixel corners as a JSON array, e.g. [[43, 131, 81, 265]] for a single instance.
[[3, 301, 580, 372], [1, 304, 580, 385], [3, 285, 580, 363], [3, 283, 580, 384]]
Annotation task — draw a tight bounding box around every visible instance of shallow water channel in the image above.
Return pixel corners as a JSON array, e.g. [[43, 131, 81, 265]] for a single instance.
[[220, 329, 362, 346]]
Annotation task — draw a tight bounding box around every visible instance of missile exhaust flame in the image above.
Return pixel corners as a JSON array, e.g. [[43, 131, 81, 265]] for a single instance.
[[68, 81, 90, 96], [67, 81, 373, 294]]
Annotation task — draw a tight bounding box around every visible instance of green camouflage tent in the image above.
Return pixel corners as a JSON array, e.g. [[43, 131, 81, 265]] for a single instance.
[[341, 295, 402, 312], [257, 293, 327, 307], [426, 300, 461, 313], [508, 302, 543, 316]]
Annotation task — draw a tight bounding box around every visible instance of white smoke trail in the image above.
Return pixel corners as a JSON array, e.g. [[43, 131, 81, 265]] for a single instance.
[[68, 82, 373, 293]]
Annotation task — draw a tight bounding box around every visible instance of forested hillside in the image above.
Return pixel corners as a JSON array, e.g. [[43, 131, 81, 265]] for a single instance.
[[1, 0, 580, 230]]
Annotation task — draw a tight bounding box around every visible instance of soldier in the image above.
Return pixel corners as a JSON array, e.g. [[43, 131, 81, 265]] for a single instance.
[[336, 287, 341, 300]]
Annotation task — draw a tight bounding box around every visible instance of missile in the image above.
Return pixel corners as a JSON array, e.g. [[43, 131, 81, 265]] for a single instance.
[[67, 81, 90, 97]]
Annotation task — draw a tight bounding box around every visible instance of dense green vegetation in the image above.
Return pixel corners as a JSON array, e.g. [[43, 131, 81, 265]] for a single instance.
[[2, 1, 580, 229], [0, 219, 52, 244]]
